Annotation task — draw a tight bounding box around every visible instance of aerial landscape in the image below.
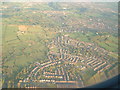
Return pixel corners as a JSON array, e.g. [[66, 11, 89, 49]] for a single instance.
[[1, 2, 118, 88]]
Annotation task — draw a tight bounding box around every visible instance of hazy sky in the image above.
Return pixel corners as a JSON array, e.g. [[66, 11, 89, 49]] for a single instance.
[[1, 0, 119, 2]]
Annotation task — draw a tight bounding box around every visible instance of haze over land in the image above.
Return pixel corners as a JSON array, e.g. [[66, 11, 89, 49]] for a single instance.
[[1, 2, 118, 88]]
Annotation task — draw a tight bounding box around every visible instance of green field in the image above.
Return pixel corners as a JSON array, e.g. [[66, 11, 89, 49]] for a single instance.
[[1, 2, 118, 88]]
